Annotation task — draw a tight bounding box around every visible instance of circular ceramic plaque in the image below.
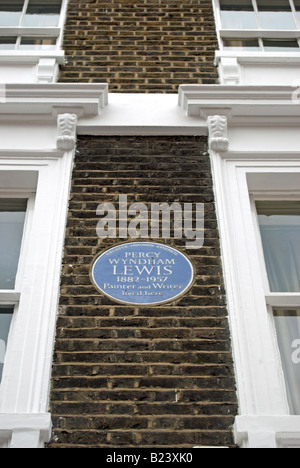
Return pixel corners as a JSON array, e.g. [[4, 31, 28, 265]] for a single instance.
[[91, 242, 194, 306]]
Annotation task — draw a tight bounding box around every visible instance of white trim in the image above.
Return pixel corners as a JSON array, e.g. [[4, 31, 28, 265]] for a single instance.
[[210, 150, 300, 447], [235, 415, 300, 448], [0, 147, 74, 447], [0, 413, 51, 448], [178, 85, 300, 120], [215, 50, 300, 62], [0, 83, 109, 119], [0, 50, 65, 65]]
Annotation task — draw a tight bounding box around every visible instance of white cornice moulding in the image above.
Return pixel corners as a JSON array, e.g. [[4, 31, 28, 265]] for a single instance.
[[178, 84, 300, 122], [0, 83, 109, 119]]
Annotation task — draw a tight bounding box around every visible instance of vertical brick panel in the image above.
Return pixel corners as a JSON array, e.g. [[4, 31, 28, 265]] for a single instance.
[[59, 0, 219, 92], [47, 136, 238, 448]]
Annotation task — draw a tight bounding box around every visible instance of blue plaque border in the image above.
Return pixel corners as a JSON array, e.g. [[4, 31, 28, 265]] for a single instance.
[[90, 241, 195, 306]]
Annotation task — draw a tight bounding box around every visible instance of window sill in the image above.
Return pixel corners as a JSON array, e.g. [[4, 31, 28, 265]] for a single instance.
[[235, 415, 300, 448], [215, 50, 300, 64], [0, 413, 52, 448], [0, 50, 64, 65]]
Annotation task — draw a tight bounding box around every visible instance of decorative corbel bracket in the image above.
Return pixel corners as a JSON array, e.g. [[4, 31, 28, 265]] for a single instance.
[[207, 115, 229, 153], [56, 113, 78, 151], [36, 58, 59, 84]]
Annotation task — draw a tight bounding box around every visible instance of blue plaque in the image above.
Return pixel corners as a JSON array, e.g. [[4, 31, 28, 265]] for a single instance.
[[91, 242, 194, 306]]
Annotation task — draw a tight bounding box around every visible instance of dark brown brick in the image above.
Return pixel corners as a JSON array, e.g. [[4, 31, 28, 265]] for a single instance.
[[58, 0, 219, 92], [47, 136, 238, 449]]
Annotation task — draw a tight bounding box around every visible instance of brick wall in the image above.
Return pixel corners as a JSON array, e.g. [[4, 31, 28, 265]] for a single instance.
[[59, 0, 219, 92], [47, 136, 238, 448]]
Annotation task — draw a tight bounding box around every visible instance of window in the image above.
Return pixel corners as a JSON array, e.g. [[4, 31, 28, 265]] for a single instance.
[[0, 0, 64, 50], [0, 160, 71, 447], [0, 306, 13, 385], [256, 201, 300, 293], [0, 198, 27, 290], [256, 200, 300, 415], [216, 0, 300, 51], [208, 152, 300, 445]]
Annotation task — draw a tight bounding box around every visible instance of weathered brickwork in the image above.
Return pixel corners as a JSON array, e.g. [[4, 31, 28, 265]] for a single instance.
[[59, 0, 219, 92], [47, 136, 238, 448]]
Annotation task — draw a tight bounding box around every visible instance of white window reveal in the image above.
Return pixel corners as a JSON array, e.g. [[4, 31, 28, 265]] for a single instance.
[[209, 155, 300, 446], [0, 0, 64, 50]]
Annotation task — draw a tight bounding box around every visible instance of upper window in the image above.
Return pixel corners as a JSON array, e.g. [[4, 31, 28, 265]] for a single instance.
[[0, 0, 64, 50], [217, 0, 300, 51]]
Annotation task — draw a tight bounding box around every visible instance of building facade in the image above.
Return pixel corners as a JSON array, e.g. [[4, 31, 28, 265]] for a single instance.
[[0, 0, 300, 449]]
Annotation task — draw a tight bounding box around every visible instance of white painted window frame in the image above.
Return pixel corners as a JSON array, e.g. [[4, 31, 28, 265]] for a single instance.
[[0, 0, 68, 49], [0, 149, 74, 448], [0, 0, 68, 78], [0, 191, 35, 306], [250, 192, 300, 309], [213, 0, 300, 51], [210, 152, 300, 447]]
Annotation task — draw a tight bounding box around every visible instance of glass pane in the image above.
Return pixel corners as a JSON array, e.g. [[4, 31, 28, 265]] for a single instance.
[[223, 38, 261, 50], [220, 0, 258, 29], [22, 0, 62, 27], [0, 0, 24, 27], [0, 199, 27, 289], [0, 37, 17, 50], [274, 309, 300, 414], [263, 38, 299, 50], [257, 0, 296, 29], [19, 37, 57, 50], [0, 305, 13, 384], [256, 201, 300, 292]]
